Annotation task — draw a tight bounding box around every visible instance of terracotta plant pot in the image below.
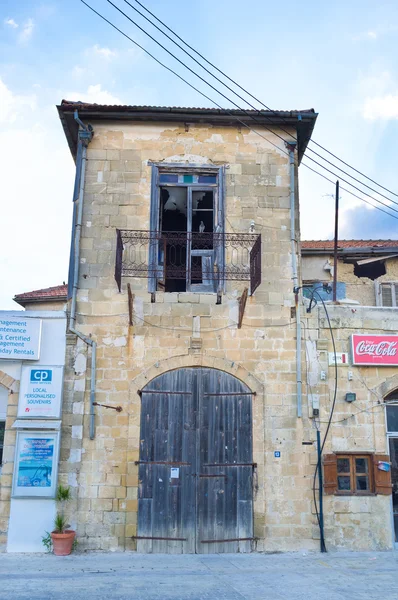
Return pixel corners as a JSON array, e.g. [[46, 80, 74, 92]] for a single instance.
[[51, 530, 76, 556]]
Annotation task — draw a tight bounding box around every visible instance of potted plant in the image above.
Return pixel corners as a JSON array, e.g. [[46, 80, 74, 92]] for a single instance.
[[50, 484, 76, 556]]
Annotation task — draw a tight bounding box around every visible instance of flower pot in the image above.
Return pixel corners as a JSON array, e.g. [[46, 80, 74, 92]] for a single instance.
[[51, 530, 76, 556]]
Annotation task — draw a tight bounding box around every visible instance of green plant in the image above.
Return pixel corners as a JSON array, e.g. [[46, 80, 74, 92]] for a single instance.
[[54, 513, 69, 534], [42, 531, 53, 553], [56, 484, 71, 502]]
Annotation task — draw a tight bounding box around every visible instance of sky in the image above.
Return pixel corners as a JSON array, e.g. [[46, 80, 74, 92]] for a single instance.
[[1, 0, 398, 308]]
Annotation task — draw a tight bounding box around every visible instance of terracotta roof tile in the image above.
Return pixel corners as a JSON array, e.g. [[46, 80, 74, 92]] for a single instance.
[[13, 284, 67, 306], [302, 240, 398, 250]]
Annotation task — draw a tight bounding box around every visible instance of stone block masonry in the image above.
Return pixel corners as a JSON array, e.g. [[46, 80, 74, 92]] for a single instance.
[[57, 118, 395, 554]]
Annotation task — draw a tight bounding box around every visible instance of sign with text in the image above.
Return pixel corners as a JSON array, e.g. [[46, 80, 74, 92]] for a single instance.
[[351, 334, 398, 366], [12, 431, 60, 498], [0, 317, 42, 360], [18, 365, 63, 419]]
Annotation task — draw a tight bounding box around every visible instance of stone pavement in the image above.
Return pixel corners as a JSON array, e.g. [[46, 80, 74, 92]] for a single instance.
[[0, 551, 397, 600]]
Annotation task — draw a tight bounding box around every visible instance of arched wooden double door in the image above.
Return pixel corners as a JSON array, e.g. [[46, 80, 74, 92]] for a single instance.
[[137, 368, 254, 553]]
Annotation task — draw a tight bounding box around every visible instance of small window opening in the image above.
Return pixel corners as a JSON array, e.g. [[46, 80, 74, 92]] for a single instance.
[[354, 260, 386, 280]]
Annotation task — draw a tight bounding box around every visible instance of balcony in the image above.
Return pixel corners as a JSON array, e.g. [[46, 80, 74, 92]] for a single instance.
[[115, 230, 261, 295]]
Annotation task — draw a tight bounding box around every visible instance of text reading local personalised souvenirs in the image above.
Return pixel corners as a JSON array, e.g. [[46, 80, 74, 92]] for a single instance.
[[18, 365, 63, 418], [0, 317, 42, 360]]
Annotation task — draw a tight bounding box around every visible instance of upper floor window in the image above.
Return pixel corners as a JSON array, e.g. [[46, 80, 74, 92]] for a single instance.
[[149, 165, 225, 293], [375, 282, 398, 307], [114, 164, 262, 296]]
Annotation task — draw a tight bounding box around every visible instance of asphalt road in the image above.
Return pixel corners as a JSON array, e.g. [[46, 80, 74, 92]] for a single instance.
[[0, 551, 397, 600]]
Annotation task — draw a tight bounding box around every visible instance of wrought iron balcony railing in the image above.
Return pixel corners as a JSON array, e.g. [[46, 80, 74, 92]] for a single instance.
[[115, 230, 261, 295]]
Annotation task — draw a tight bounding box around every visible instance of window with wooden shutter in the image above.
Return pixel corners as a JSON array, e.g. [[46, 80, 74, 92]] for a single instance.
[[373, 454, 393, 495], [323, 453, 392, 496], [323, 454, 337, 495]]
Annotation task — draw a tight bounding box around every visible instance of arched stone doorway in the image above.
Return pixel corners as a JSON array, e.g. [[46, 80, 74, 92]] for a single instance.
[[137, 367, 254, 554]]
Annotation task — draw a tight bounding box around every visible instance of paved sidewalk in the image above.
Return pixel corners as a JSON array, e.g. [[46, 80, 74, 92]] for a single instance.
[[0, 551, 397, 600]]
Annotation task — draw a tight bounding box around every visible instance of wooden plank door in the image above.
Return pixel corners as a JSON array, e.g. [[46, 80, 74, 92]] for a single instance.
[[197, 368, 253, 553], [137, 368, 253, 554], [137, 368, 198, 553]]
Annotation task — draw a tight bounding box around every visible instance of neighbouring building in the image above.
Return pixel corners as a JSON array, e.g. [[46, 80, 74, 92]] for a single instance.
[[1, 100, 397, 554], [13, 285, 68, 312], [302, 239, 398, 305], [0, 308, 67, 552]]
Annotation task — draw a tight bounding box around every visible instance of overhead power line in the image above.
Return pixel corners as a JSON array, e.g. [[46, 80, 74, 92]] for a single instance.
[[80, 0, 398, 223], [119, 0, 398, 207], [103, 0, 398, 217], [127, 0, 398, 200]]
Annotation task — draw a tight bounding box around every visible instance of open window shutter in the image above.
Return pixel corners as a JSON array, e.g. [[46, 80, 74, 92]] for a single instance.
[[323, 454, 337, 495], [373, 454, 392, 495]]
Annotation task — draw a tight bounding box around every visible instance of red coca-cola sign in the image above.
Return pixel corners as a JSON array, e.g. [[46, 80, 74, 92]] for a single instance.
[[351, 334, 398, 366]]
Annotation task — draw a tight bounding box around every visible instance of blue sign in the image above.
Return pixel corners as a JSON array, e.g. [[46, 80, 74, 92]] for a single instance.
[[274, 451, 281, 458], [30, 369, 52, 383], [17, 437, 54, 488]]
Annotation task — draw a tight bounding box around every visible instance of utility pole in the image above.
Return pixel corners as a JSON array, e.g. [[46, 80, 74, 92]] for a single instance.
[[333, 180, 339, 302]]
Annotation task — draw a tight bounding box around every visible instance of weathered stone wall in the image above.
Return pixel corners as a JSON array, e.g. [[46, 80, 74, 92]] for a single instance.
[[302, 254, 398, 306], [304, 304, 397, 550], [58, 120, 322, 552], [58, 120, 396, 553], [18, 300, 66, 312]]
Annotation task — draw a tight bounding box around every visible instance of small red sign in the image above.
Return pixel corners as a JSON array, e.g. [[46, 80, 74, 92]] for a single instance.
[[351, 334, 398, 366]]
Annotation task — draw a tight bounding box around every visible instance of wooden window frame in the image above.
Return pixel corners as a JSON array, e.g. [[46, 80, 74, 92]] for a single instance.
[[336, 454, 374, 496], [148, 163, 226, 294]]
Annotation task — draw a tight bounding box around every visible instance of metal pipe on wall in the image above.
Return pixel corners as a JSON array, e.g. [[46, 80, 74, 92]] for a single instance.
[[68, 112, 97, 439], [286, 141, 302, 418]]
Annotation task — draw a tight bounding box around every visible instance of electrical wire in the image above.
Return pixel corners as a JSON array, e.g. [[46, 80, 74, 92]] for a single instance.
[[106, 0, 398, 216], [80, 0, 398, 224], [129, 0, 398, 199], [317, 401, 385, 424], [119, 0, 398, 207], [308, 289, 337, 553], [131, 312, 296, 331]]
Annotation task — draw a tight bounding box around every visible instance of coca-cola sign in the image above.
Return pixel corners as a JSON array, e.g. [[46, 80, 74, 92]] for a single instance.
[[351, 334, 398, 366]]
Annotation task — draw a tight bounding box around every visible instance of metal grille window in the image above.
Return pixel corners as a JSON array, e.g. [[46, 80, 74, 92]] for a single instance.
[[375, 282, 398, 307]]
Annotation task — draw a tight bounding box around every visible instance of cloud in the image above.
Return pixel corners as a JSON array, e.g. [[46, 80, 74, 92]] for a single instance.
[[18, 18, 34, 43], [65, 84, 122, 104], [91, 45, 117, 60], [0, 78, 75, 309], [0, 78, 37, 124], [363, 94, 398, 120], [352, 30, 378, 41], [4, 18, 18, 28], [72, 66, 87, 78], [339, 204, 398, 239]]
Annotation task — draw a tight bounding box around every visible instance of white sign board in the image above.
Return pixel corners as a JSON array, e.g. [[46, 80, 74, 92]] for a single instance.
[[0, 317, 42, 360], [18, 365, 63, 419], [12, 430, 60, 498]]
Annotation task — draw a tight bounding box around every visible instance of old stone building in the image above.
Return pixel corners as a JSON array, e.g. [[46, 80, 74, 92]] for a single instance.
[[1, 102, 396, 554], [54, 101, 319, 553]]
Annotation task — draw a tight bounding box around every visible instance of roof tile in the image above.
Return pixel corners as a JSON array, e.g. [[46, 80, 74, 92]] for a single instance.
[[302, 240, 398, 249]]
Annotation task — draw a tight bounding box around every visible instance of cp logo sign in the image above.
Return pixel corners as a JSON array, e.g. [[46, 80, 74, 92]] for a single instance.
[[30, 369, 52, 383]]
